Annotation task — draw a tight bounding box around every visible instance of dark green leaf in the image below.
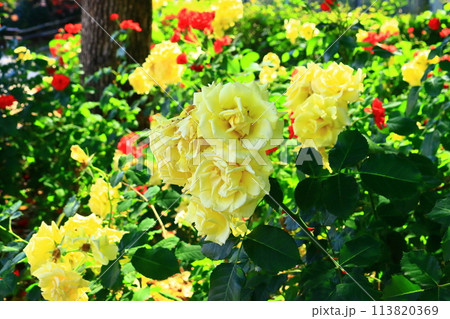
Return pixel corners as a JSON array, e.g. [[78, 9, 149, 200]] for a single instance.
[[243, 225, 299, 273], [156, 189, 180, 210], [0, 273, 17, 298], [131, 247, 179, 280], [424, 77, 444, 97], [383, 275, 423, 301], [426, 196, 450, 227], [340, 235, 382, 267], [100, 261, 123, 290], [264, 177, 283, 210], [143, 186, 160, 200], [153, 236, 180, 250], [322, 174, 359, 219], [175, 242, 204, 262], [401, 251, 442, 288], [118, 231, 148, 252], [201, 236, 238, 260], [421, 130, 441, 159], [406, 86, 420, 116], [387, 117, 418, 136], [296, 147, 325, 177], [442, 228, 450, 261], [329, 130, 369, 171], [208, 263, 245, 301], [63, 196, 80, 218], [372, 46, 394, 58], [295, 178, 321, 211], [110, 171, 124, 187], [360, 153, 422, 199], [117, 199, 133, 213]]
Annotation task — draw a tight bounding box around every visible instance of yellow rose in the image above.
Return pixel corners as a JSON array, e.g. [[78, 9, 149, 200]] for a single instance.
[[192, 82, 283, 152], [284, 66, 315, 112], [262, 52, 280, 69], [90, 235, 120, 265], [23, 221, 64, 274], [129, 67, 153, 95], [292, 94, 350, 149], [380, 18, 399, 35], [401, 61, 427, 86], [298, 22, 319, 40], [33, 262, 89, 301], [259, 66, 278, 84], [70, 145, 91, 166], [88, 178, 121, 219], [356, 29, 369, 42], [211, 0, 244, 37], [130, 42, 184, 93], [285, 18, 301, 44], [149, 109, 200, 186], [185, 199, 231, 245], [188, 152, 271, 218], [14, 46, 33, 61], [309, 62, 365, 103]]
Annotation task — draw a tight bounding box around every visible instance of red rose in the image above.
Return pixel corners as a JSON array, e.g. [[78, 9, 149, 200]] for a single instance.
[[265, 147, 278, 155], [190, 64, 204, 72], [320, 2, 331, 11], [117, 133, 148, 158], [177, 8, 190, 31], [0, 94, 17, 109], [184, 32, 197, 43], [213, 35, 232, 53], [170, 29, 181, 42], [440, 28, 450, 38], [371, 98, 387, 130], [110, 13, 119, 21], [407, 27, 414, 33], [64, 23, 82, 34], [444, 83, 449, 89], [120, 20, 142, 32], [428, 18, 440, 31], [51, 74, 70, 91], [325, 0, 335, 4], [176, 52, 188, 64], [189, 11, 215, 32], [49, 46, 58, 57]]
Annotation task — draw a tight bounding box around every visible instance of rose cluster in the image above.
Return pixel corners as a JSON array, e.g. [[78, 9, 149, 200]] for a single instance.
[[284, 19, 319, 44], [149, 82, 283, 244], [285, 62, 365, 168]]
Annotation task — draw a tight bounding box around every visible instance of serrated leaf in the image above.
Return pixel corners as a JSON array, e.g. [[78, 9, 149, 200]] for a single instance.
[[175, 242, 204, 262], [131, 247, 179, 280], [339, 235, 382, 267], [208, 263, 245, 301], [401, 251, 442, 288], [329, 130, 369, 171], [243, 225, 299, 273], [109, 171, 124, 187], [426, 196, 450, 227], [153, 236, 180, 250], [387, 117, 418, 136], [383, 275, 423, 301]]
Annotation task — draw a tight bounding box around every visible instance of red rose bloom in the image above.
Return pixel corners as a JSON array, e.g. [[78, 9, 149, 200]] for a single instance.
[[110, 13, 119, 21], [213, 35, 232, 53], [120, 20, 142, 32], [190, 64, 204, 72], [117, 133, 148, 158], [170, 29, 181, 42], [407, 27, 414, 33], [0, 95, 17, 109], [320, 2, 331, 11], [51, 74, 70, 91], [444, 83, 449, 89], [176, 52, 188, 64], [189, 11, 215, 32], [371, 98, 387, 130], [265, 147, 278, 155], [428, 18, 440, 31], [440, 28, 450, 38], [64, 23, 82, 34], [177, 8, 190, 31]]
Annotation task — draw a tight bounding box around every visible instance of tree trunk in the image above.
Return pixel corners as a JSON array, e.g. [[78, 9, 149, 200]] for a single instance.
[[80, 0, 152, 99]]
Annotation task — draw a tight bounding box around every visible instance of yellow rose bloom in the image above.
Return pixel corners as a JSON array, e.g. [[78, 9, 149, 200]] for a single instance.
[[292, 94, 350, 149], [185, 199, 231, 245], [309, 62, 365, 103], [130, 42, 184, 93], [298, 22, 319, 40], [356, 29, 369, 42], [23, 221, 64, 274], [70, 145, 91, 166], [188, 152, 271, 218], [380, 18, 399, 35], [262, 52, 281, 69], [33, 262, 90, 301], [285, 18, 301, 44], [149, 109, 200, 186], [88, 178, 121, 219], [14, 46, 33, 61], [285, 66, 316, 112], [90, 235, 120, 265], [211, 0, 244, 37], [259, 66, 278, 84], [401, 61, 427, 86], [192, 82, 283, 152]]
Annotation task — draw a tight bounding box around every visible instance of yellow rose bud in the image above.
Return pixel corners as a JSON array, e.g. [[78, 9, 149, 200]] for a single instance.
[[262, 52, 281, 69], [285, 18, 301, 44], [70, 145, 91, 166], [88, 178, 121, 219]]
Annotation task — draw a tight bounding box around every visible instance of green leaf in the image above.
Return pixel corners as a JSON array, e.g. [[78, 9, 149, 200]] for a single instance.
[[100, 261, 123, 290], [322, 174, 359, 219], [387, 117, 418, 136], [440, 60, 450, 72], [143, 186, 160, 200], [339, 235, 382, 267], [383, 275, 423, 301], [372, 45, 394, 58], [0, 273, 17, 298], [406, 86, 420, 116], [329, 130, 369, 171], [132, 287, 151, 301], [443, 228, 450, 261], [243, 225, 300, 273], [201, 236, 238, 260], [424, 77, 444, 97], [131, 247, 179, 280], [153, 236, 180, 250], [208, 263, 245, 301], [240, 51, 260, 70], [360, 153, 422, 199], [109, 171, 124, 187], [401, 251, 442, 288], [296, 147, 325, 177], [63, 195, 80, 218], [295, 178, 321, 211], [175, 242, 204, 262], [117, 199, 133, 213], [156, 189, 180, 210], [264, 177, 283, 210], [118, 231, 148, 252], [426, 196, 450, 227]]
